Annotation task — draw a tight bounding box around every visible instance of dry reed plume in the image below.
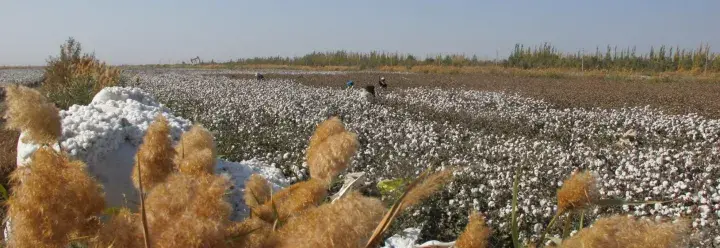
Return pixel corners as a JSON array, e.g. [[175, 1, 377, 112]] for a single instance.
[[175, 125, 216, 176], [365, 169, 455, 248], [244, 174, 272, 210], [400, 169, 454, 211], [6, 147, 105, 248], [3, 85, 62, 144], [556, 170, 599, 213], [306, 116, 359, 185], [306, 116, 346, 156], [276, 191, 386, 248], [225, 217, 277, 248], [558, 215, 690, 248], [454, 212, 491, 248], [307, 132, 359, 185], [254, 178, 327, 223], [144, 173, 231, 248], [92, 208, 143, 248], [132, 115, 175, 190]]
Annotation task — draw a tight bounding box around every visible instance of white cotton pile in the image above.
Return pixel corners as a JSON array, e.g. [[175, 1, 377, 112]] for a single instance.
[[14, 87, 289, 219]]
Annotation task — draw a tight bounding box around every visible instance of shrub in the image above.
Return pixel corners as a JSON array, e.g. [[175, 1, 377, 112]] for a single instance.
[[41, 37, 121, 109]]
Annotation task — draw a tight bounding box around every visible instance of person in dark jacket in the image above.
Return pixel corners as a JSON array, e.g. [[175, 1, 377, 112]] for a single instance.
[[378, 76, 387, 88], [255, 72, 264, 80], [364, 85, 376, 97]]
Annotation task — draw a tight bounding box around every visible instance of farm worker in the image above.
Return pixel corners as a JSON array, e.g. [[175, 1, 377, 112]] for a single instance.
[[255, 72, 265, 80], [346, 80, 355, 89], [364, 85, 376, 97], [378, 77, 387, 88], [361, 85, 376, 103]]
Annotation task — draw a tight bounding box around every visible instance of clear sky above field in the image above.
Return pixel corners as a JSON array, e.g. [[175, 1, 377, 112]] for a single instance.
[[1, 0, 718, 65]]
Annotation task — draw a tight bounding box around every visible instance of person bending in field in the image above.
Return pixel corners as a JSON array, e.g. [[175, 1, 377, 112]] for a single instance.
[[346, 80, 355, 89], [378, 76, 387, 88], [361, 85, 376, 103], [255, 72, 265, 80], [364, 85, 376, 97]]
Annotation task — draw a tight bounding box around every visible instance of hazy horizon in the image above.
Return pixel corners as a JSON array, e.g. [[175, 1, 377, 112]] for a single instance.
[[1, 0, 719, 66]]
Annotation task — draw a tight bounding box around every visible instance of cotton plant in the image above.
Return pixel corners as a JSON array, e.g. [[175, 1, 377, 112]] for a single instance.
[[124, 69, 720, 246]]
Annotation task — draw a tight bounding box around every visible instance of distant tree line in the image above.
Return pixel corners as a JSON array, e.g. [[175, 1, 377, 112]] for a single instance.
[[507, 43, 719, 72], [222, 50, 495, 69], [204, 43, 719, 73]]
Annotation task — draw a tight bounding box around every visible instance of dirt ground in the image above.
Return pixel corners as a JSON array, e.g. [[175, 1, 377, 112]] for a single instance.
[[227, 72, 720, 118]]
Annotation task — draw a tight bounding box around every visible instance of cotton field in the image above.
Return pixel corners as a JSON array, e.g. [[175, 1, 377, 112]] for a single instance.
[[3, 68, 720, 246]]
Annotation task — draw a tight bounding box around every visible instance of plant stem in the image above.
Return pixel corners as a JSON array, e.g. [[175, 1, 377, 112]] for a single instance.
[[138, 161, 151, 248], [561, 212, 573, 239], [537, 212, 560, 247], [578, 211, 585, 231], [511, 165, 522, 248]]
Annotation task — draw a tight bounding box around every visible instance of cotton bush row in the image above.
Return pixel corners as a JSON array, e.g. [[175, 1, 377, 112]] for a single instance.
[[0, 69, 43, 84], [126, 69, 720, 246]]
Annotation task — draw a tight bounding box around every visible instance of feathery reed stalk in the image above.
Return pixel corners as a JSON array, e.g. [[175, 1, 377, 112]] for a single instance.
[[454, 212, 491, 248], [558, 215, 690, 248], [132, 115, 176, 190], [6, 147, 104, 248], [244, 174, 272, 210], [225, 217, 276, 248], [277, 191, 386, 248], [138, 160, 152, 248], [92, 209, 142, 248], [254, 178, 327, 223], [3, 85, 62, 145], [556, 170, 599, 214], [175, 125, 216, 176], [144, 173, 231, 248], [399, 168, 453, 211], [365, 168, 453, 248], [306, 117, 359, 185]]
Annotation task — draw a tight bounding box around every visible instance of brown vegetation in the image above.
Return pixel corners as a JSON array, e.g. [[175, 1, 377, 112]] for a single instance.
[[558, 215, 690, 248], [41, 37, 122, 109], [3, 85, 62, 145], [6, 147, 105, 248], [454, 212, 491, 248], [132, 115, 176, 190]]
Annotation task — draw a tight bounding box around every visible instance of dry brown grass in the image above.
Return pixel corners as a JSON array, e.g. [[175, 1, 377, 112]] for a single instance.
[[0, 86, 18, 242], [400, 169, 454, 211], [244, 174, 272, 210], [175, 124, 216, 176], [3, 85, 61, 145], [92, 208, 143, 248], [307, 132, 358, 185], [132, 115, 175, 190], [6, 147, 105, 248], [276, 191, 386, 248], [556, 170, 599, 214], [225, 217, 276, 248], [559, 215, 690, 248], [254, 178, 327, 223], [144, 173, 231, 248], [454, 212, 491, 248]]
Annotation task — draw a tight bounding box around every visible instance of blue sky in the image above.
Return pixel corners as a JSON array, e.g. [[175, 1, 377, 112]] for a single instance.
[[1, 0, 718, 65]]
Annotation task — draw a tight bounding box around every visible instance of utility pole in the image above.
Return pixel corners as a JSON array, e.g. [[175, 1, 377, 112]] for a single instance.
[[705, 52, 709, 76], [581, 48, 585, 73], [495, 49, 499, 66]]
